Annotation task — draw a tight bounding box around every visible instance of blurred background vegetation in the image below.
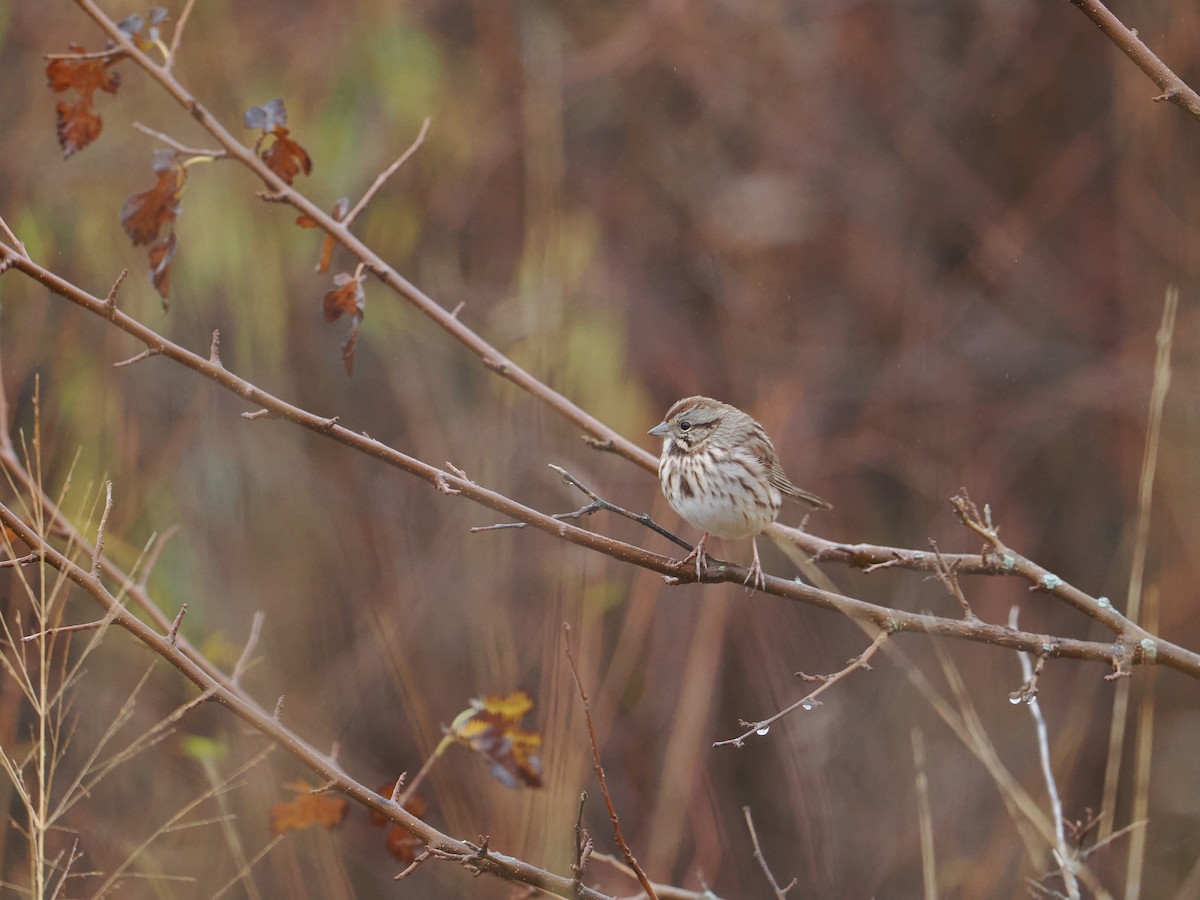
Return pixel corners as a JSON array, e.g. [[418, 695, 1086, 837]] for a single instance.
[[1, 0, 1199, 896]]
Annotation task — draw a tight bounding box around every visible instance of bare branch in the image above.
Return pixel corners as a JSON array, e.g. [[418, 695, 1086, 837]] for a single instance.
[[133, 122, 223, 158], [1012, 607, 1079, 900], [1069, 0, 1200, 122], [743, 806, 796, 899], [230, 611, 264, 685], [343, 116, 431, 229], [91, 480, 113, 577], [113, 347, 161, 369], [165, 0, 199, 71], [715, 630, 889, 748], [563, 623, 657, 900]]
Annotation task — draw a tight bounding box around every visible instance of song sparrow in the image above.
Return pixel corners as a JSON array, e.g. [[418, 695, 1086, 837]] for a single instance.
[[649, 396, 830, 590]]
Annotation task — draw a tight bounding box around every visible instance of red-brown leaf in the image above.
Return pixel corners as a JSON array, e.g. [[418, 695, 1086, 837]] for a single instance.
[[46, 54, 121, 158], [261, 127, 311, 185], [322, 274, 363, 323], [148, 232, 177, 305], [55, 99, 104, 159], [121, 155, 186, 246]]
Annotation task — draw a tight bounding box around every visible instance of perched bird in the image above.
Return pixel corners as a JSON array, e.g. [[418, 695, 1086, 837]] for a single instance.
[[649, 396, 830, 590]]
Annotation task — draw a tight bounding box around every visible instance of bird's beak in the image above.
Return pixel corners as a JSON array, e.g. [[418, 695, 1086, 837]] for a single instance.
[[648, 421, 669, 437]]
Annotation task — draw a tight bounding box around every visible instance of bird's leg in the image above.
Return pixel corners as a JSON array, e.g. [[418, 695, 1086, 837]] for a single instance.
[[743, 537, 767, 592], [678, 532, 712, 582]]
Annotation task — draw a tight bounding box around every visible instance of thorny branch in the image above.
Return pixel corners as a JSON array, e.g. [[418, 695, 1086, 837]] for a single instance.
[[713, 630, 890, 748], [2, 243, 1183, 676]]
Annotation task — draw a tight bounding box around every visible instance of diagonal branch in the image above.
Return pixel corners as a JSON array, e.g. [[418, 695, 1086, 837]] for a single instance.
[[1070, 0, 1200, 122], [3, 242, 1181, 674]]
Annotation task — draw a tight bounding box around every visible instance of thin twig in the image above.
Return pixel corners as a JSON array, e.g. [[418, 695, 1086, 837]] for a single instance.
[[0, 214, 29, 258], [472, 464, 691, 552], [562, 623, 657, 900], [0, 552, 41, 569], [135, 523, 180, 589], [21, 618, 108, 643], [343, 117, 432, 229], [230, 611, 264, 685], [103, 268, 127, 310], [1069, 0, 1200, 122], [743, 806, 795, 898], [113, 347, 161, 369], [91, 481, 113, 577], [165, 0, 199, 71], [1011, 607, 1078, 900], [394, 848, 434, 881], [930, 540, 974, 619], [714, 630, 889, 748], [393, 746, 439, 812], [571, 791, 592, 888], [132, 122, 223, 158]]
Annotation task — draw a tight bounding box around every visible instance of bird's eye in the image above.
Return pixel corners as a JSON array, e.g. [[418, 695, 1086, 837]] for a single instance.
[[679, 421, 692, 431]]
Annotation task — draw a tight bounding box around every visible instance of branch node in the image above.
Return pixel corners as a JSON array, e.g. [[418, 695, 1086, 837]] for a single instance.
[[444, 461, 471, 483], [242, 408, 274, 421], [435, 472, 461, 495]]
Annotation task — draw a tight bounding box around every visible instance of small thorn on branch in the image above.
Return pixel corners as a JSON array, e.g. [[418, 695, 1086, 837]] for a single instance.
[[167, 603, 187, 644], [104, 269, 128, 310], [208, 330, 222, 366], [272, 695, 285, 721], [242, 408, 273, 421], [449, 301, 465, 318]]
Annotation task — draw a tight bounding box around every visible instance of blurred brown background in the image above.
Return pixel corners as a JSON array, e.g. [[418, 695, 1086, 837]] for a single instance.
[[1, 0, 1199, 896]]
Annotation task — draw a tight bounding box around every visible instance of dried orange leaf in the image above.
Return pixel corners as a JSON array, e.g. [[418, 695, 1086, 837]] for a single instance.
[[447, 691, 544, 789], [120, 151, 186, 246], [270, 780, 348, 834], [147, 232, 177, 305], [323, 272, 366, 376], [322, 272, 363, 323], [296, 197, 348, 274], [261, 127, 312, 185], [46, 51, 122, 158]]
